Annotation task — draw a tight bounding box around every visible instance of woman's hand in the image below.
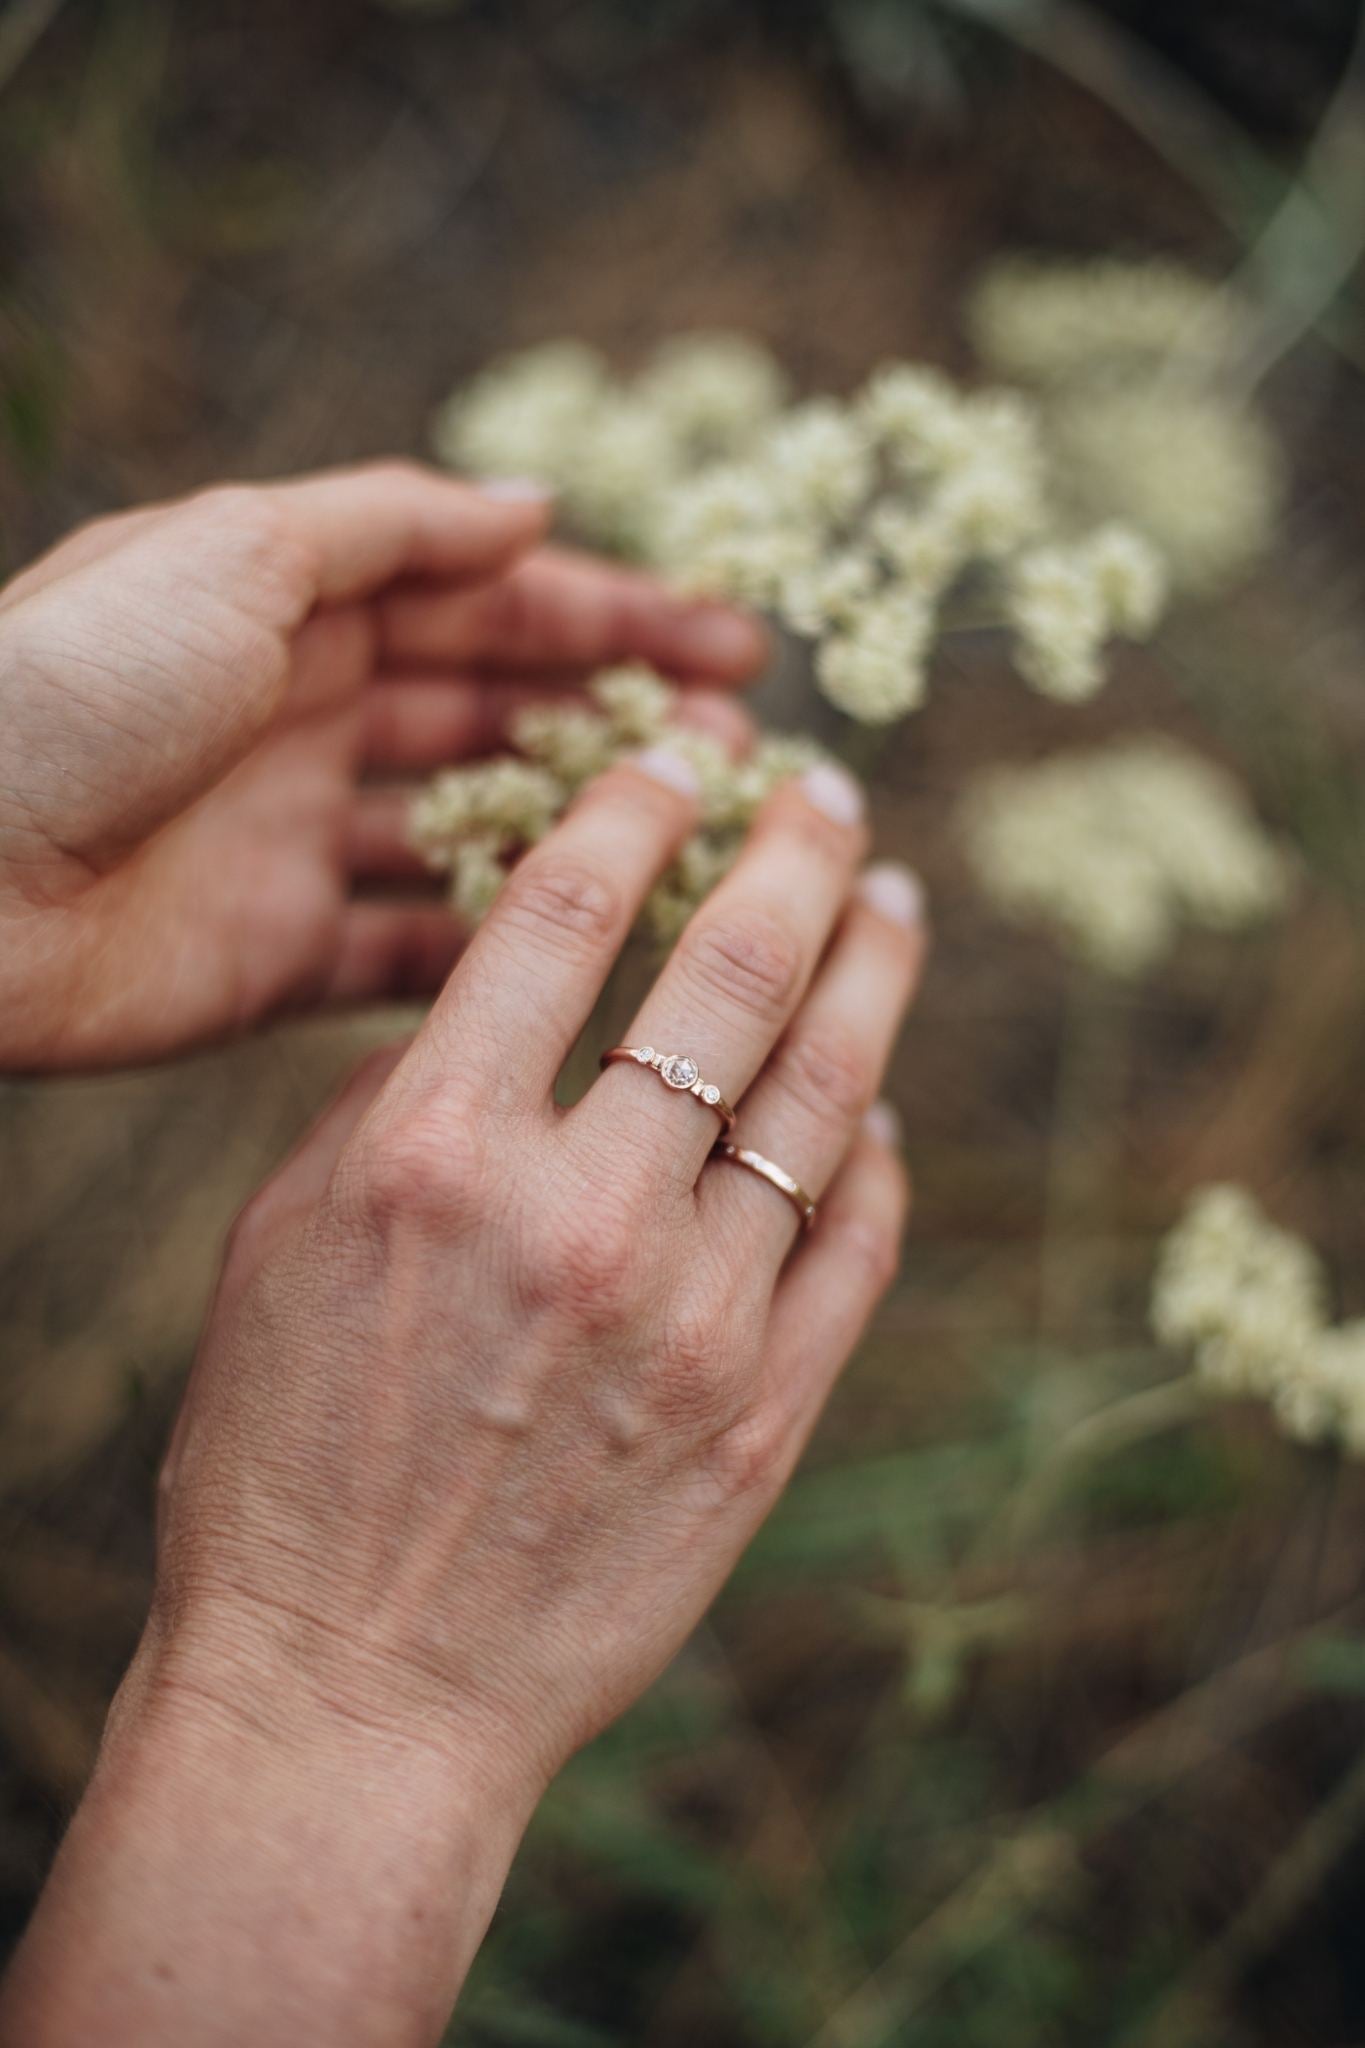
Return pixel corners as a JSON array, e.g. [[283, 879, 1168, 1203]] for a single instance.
[[1, 751, 927, 2046], [0, 462, 763, 1068]]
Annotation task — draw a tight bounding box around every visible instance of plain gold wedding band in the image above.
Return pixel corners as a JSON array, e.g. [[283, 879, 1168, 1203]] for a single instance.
[[600, 1045, 737, 1137], [713, 1141, 818, 1232]]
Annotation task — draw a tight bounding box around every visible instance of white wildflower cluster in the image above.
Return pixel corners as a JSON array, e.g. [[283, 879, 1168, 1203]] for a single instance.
[[1153, 1186, 1365, 1453], [435, 333, 1171, 725], [409, 664, 828, 941], [969, 258, 1244, 385], [434, 333, 789, 552], [961, 737, 1292, 976], [649, 368, 1165, 723], [969, 257, 1283, 592], [1008, 525, 1167, 703]]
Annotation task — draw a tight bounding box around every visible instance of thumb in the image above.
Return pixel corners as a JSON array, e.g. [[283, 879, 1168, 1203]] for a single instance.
[[0, 465, 549, 879]]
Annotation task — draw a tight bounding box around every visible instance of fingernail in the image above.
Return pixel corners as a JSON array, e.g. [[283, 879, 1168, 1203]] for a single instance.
[[671, 604, 767, 672], [630, 745, 701, 799], [864, 1099, 902, 1149], [858, 862, 926, 928], [801, 761, 865, 827], [480, 476, 554, 502]]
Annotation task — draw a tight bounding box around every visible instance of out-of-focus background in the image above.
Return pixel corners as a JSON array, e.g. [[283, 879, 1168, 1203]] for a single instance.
[[3, 2, 1365, 2041]]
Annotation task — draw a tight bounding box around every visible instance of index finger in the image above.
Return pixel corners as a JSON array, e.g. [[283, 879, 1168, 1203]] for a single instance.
[[378, 545, 769, 684]]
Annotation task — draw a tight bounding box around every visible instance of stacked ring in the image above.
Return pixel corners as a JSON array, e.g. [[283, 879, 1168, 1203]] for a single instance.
[[600, 1045, 737, 1137], [713, 1141, 818, 1232]]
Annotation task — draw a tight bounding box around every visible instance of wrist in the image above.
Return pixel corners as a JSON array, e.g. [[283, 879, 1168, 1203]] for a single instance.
[[2, 1614, 544, 2047]]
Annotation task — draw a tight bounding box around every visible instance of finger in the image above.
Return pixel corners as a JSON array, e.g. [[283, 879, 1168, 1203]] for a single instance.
[[579, 763, 868, 1195], [701, 865, 928, 1258], [388, 748, 703, 1114], [758, 1116, 910, 1456], [265, 461, 551, 603], [322, 903, 467, 1003], [379, 544, 768, 681], [346, 790, 434, 883], [360, 674, 756, 772]]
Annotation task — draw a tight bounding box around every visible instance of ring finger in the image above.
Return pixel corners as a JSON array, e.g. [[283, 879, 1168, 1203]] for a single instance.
[[579, 762, 869, 1194], [701, 863, 928, 1257]]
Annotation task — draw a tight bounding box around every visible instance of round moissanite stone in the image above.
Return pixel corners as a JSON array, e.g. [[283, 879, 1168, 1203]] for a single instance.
[[661, 1054, 700, 1090]]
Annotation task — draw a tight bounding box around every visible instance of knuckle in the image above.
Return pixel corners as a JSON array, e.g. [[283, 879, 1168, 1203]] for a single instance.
[[184, 484, 313, 602], [344, 1111, 486, 1236], [837, 1212, 901, 1297], [221, 1185, 277, 1273], [519, 1203, 643, 1331], [495, 855, 622, 955], [679, 905, 803, 1024], [770, 1021, 874, 1129], [188, 482, 285, 552], [641, 1301, 737, 1431], [704, 1407, 790, 1502]]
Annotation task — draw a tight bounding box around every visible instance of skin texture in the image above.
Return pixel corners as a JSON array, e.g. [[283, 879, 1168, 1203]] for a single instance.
[[0, 466, 928, 2046], [0, 461, 764, 1067]]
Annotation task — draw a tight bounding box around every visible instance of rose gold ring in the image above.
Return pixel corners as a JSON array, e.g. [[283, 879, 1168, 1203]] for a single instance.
[[600, 1045, 736, 1136], [713, 1141, 818, 1232]]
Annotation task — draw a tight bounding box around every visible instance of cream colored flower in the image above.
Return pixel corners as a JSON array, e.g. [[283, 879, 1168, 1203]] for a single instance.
[[857, 363, 971, 476], [1152, 1187, 1365, 1457], [1082, 523, 1169, 637], [760, 401, 875, 527], [590, 664, 674, 743], [1051, 383, 1282, 594], [434, 340, 608, 488], [409, 758, 564, 862], [815, 589, 932, 723], [778, 548, 878, 635], [635, 332, 788, 454], [411, 664, 838, 947], [1006, 546, 1110, 703], [561, 400, 685, 553], [962, 738, 1292, 976], [436, 326, 1173, 726], [1152, 1185, 1326, 1402], [969, 258, 1243, 385]]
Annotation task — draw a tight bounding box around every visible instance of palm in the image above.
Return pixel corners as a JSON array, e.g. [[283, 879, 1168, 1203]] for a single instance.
[[113, 684, 366, 1047]]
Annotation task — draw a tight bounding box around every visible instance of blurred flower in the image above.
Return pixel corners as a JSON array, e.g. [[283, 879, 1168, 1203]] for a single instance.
[[635, 331, 789, 454], [1005, 525, 1165, 701], [962, 737, 1292, 976], [1050, 383, 1283, 594], [436, 332, 1173, 723], [434, 340, 609, 492], [969, 258, 1243, 385], [969, 256, 1284, 593], [815, 588, 932, 723], [1153, 1186, 1365, 1453], [409, 663, 834, 945]]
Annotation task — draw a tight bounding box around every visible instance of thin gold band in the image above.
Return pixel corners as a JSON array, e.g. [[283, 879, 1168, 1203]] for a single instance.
[[600, 1045, 737, 1137], [713, 1141, 818, 1232]]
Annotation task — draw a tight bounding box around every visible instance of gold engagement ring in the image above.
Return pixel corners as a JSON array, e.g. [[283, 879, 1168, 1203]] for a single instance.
[[600, 1045, 737, 1136], [713, 1142, 818, 1231]]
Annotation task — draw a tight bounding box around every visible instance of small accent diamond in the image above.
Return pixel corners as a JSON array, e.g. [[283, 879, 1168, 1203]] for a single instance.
[[637, 1046, 655, 1063], [702, 1084, 720, 1105], [662, 1055, 700, 1090]]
